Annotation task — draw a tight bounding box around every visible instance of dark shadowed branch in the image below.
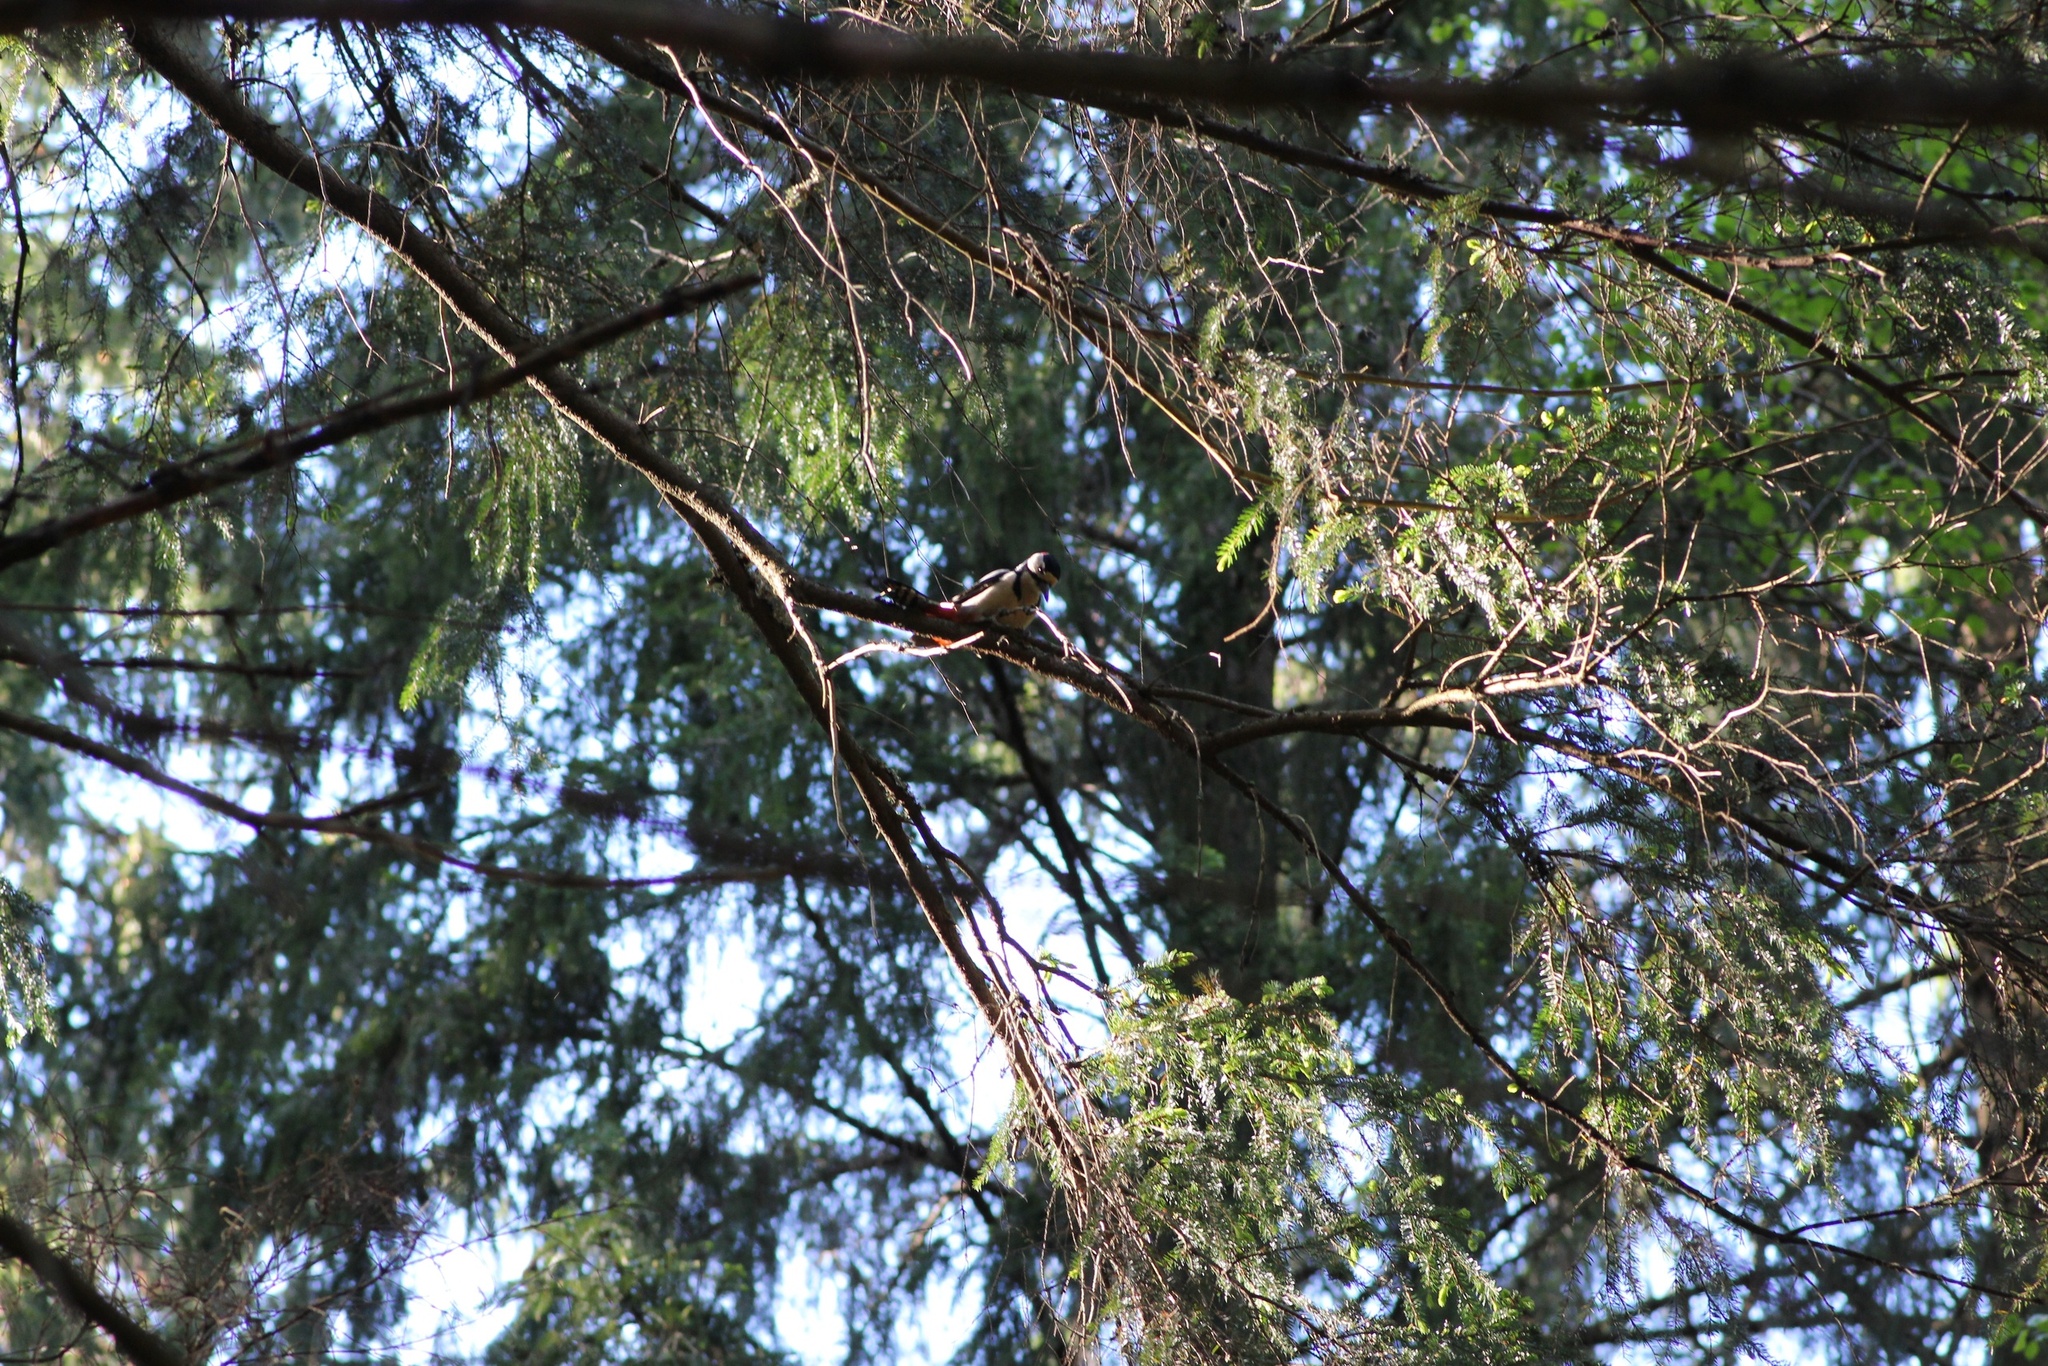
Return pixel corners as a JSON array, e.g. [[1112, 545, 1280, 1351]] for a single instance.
[[0, 1214, 190, 1366], [12, 1, 2048, 131], [0, 270, 760, 573]]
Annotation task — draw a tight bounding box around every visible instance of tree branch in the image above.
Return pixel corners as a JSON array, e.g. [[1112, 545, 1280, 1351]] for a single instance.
[[0, 271, 759, 574], [119, 17, 2033, 1312], [122, 19, 1096, 1185], [15, 3, 2048, 132], [0, 1214, 189, 1366], [0, 698, 813, 890]]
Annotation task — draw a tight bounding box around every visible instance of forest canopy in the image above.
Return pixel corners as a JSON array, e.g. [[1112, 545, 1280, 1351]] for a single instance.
[[1, 2, 2047, 1363]]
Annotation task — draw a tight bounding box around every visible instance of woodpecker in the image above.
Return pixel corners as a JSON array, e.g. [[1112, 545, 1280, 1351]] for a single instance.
[[879, 552, 1061, 628]]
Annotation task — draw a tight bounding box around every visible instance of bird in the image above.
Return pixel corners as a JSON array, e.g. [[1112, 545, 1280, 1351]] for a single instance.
[[878, 552, 1062, 629]]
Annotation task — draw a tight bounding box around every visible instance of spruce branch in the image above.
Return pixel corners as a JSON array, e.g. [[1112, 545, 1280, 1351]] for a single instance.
[[0, 271, 760, 573]]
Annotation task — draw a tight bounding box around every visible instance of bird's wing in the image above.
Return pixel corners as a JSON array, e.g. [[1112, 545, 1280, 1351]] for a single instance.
[[967, 566, 1019, 595], [949, 566, 1026, 614]]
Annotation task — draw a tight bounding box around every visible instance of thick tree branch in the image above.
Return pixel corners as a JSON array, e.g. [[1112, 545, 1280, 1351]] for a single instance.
[[17, 2, 2048, 132], [0, 1214, 189, 1366]]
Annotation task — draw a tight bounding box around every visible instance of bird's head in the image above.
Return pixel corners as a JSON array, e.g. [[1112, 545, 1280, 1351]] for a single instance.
[[1024, 551, 1062, 585]]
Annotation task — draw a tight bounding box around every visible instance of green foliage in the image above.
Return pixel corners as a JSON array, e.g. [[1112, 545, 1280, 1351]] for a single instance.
[[1213, 495, 1271, 572], [488, 1209, 786, 1366], [3, 6, 2046, 1366], [466, 409, 590, 596], [400, 599, 513, 712], [0, 877, 50, 1049], [1999, 1311, 2048, 1361], [733, 290, 910, 525], [1023, 959, 1536, 1363]]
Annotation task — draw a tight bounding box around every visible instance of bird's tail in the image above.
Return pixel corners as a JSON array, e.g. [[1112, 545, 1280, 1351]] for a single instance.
[[874, 577, 964, 620]]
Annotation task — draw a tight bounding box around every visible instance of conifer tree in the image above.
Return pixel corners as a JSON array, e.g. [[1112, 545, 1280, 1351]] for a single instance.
[[1, 3, 2047, 1363]]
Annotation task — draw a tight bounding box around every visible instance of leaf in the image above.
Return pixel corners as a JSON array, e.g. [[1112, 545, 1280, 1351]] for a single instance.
[[1214, 499, 1269, 572]]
